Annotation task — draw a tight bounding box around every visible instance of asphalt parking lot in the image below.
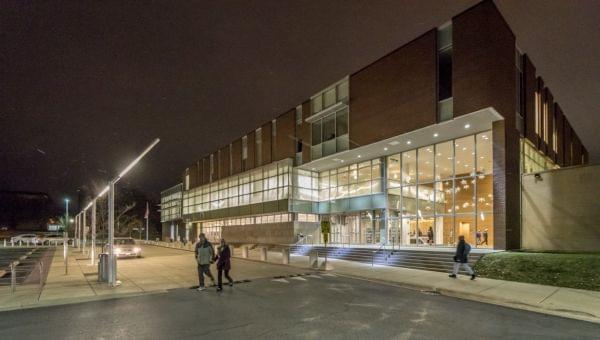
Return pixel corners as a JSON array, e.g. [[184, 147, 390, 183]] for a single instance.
[[0, 247, 53, 285]]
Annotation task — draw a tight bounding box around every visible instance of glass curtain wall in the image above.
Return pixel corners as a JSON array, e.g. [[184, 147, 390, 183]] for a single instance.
[[183, 161, 291, 215], [387, 131, 494, 248]]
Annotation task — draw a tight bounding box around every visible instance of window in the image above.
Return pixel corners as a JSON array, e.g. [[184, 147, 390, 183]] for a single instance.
[[295, 105, 302, 125], [210, 154, 215, 182], [242, 136, 248, 171], [552, 110, 558, 153], [310, 77, 348, 115], [535, 80, 542, 137], [543, 91, 549, 143], [437, 23, 453, 122], [310, 107, 349, 160], [516, 49, 524, 118], [387, 131, 494, 247], [255, 128, 262, 166]]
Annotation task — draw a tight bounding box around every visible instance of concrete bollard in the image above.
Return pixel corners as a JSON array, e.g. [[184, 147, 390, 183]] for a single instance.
[[309, 251, 319, 269], [241, 246, 248, 259], [260, 247, 267, 261], [282, 248, 290, 265]]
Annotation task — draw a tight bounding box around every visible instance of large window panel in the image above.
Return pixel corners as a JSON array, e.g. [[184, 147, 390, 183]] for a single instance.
[[418, 182, 435, 216], [402, 150, 417, 184], [311, 121, 322, 146], [336, 108, 348, 136], [418, 146, 434, 182], [476, 132, 493, 175], [454, 177, 475, 213], [402, 186, 417, 217], [476, 175, 493, 213], [435, 141, 454, 180], [455, 135, 474, 177]]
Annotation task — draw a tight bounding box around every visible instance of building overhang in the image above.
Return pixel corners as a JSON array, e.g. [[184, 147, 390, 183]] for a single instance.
[[298, 107, 503, 172]]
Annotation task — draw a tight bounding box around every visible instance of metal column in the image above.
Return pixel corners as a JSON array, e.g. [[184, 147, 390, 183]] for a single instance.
[[90, 199, 97, 265]]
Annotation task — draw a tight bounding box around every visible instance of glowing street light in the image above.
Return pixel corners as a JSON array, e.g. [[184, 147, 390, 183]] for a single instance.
[[72, 138, 159, 286], [106, 138, 160, 287]]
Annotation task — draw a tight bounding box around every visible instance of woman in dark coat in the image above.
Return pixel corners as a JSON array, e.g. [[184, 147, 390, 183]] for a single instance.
[[215, 238, 234, 291]]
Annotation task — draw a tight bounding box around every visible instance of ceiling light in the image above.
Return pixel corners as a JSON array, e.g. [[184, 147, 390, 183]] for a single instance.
[[406, 140, 412, 145], [433, 133, 439, 138], [357, 155, 361, 158], [389, 141, 400, 146], [464, 123, 471, 129], [384, 147, 388, 151]]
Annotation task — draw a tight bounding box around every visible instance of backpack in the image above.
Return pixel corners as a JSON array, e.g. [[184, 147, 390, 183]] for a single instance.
[[464, 243, 472, 256]]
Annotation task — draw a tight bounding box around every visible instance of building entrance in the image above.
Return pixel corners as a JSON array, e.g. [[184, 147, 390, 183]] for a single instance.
[[329, 211, 382, 245]]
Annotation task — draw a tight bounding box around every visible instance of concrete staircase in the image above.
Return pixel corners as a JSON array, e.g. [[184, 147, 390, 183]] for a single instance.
[[289, 245, 484, 274]]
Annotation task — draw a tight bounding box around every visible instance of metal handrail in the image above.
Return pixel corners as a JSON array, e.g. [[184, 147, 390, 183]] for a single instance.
[[371, 243, 387, 267]]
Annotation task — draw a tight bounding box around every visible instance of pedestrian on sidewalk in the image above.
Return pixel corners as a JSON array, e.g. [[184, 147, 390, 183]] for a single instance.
[[449, 235, 476, 280], [215, 238, 234, 292], [195, 233, 216, 291]]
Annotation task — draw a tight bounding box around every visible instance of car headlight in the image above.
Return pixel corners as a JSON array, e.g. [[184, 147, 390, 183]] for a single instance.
[[133, 247, 141, 252]]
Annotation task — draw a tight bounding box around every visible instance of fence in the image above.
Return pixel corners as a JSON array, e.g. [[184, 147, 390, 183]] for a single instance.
[[0, 247, 48, 295]]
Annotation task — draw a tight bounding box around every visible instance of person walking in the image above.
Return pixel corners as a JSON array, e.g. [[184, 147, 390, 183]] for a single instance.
[[195, 233, 216, 291], [449, 235, 476, 280], [427, 227, 434, 245], [215, 238, 234, 292]]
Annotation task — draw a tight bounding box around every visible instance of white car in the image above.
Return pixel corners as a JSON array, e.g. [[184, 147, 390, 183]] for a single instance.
[[113, 238, 142, 258], [10, 234, 40, 245]]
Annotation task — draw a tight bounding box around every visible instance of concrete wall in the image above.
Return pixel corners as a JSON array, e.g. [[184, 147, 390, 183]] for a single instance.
[[522, 165, 600, 252], [222, 221, 295, 244]]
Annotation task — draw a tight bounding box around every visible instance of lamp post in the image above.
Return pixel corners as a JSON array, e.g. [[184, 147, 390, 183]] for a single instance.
[[106, 138, 160, 287], [64, 199, 69, 274]]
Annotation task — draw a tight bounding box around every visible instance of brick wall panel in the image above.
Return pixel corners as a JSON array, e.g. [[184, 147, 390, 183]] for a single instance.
[[349, 30, 437, 147]]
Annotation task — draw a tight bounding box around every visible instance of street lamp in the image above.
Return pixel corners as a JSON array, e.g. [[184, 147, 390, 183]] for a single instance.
[[64, 198, 69, 274], [106, 138, 160, 287]]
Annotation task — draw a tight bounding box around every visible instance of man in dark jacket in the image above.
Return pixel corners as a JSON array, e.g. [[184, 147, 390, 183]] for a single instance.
[[449, 235, 476, 280], [195, 233, 215, 291]]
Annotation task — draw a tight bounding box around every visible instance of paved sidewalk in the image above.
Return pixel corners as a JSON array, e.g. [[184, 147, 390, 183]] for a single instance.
[[0, 245, 305, 312], [276, 252, 599, 324]]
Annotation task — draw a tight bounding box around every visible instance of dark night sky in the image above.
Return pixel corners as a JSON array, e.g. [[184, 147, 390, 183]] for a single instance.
[[1, 0, 599, 206]]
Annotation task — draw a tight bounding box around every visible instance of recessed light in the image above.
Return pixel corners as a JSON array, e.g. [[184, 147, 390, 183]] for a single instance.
[[341, 160, 345, 163], [389, 141, 400, 146], [357, 155, 362, 158], [464, 123, 471, 129], [406, 140, 412, 145], [384, 147, 388, 151], [433, 133, 439, 138]]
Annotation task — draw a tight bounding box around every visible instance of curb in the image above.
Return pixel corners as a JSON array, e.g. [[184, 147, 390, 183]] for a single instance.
[[0, 289, 168, 313]]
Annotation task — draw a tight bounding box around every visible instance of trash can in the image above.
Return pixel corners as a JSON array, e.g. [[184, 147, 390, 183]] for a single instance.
[[98, 253, 109, 282]]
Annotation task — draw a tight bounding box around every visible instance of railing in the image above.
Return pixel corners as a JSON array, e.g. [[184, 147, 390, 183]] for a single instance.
[[140, 240, 195, 252], [371, 243, 387, 267], [0, 251, 47, 296]]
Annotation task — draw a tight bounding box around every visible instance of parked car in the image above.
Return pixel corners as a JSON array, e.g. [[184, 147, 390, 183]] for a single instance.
[[113, 238, 142, 258], [10, 234, 40, 245], [42, 234, 67, 245]]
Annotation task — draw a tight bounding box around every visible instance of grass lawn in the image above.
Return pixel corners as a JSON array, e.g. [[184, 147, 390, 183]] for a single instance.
[[474, 251, 600, 291]]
